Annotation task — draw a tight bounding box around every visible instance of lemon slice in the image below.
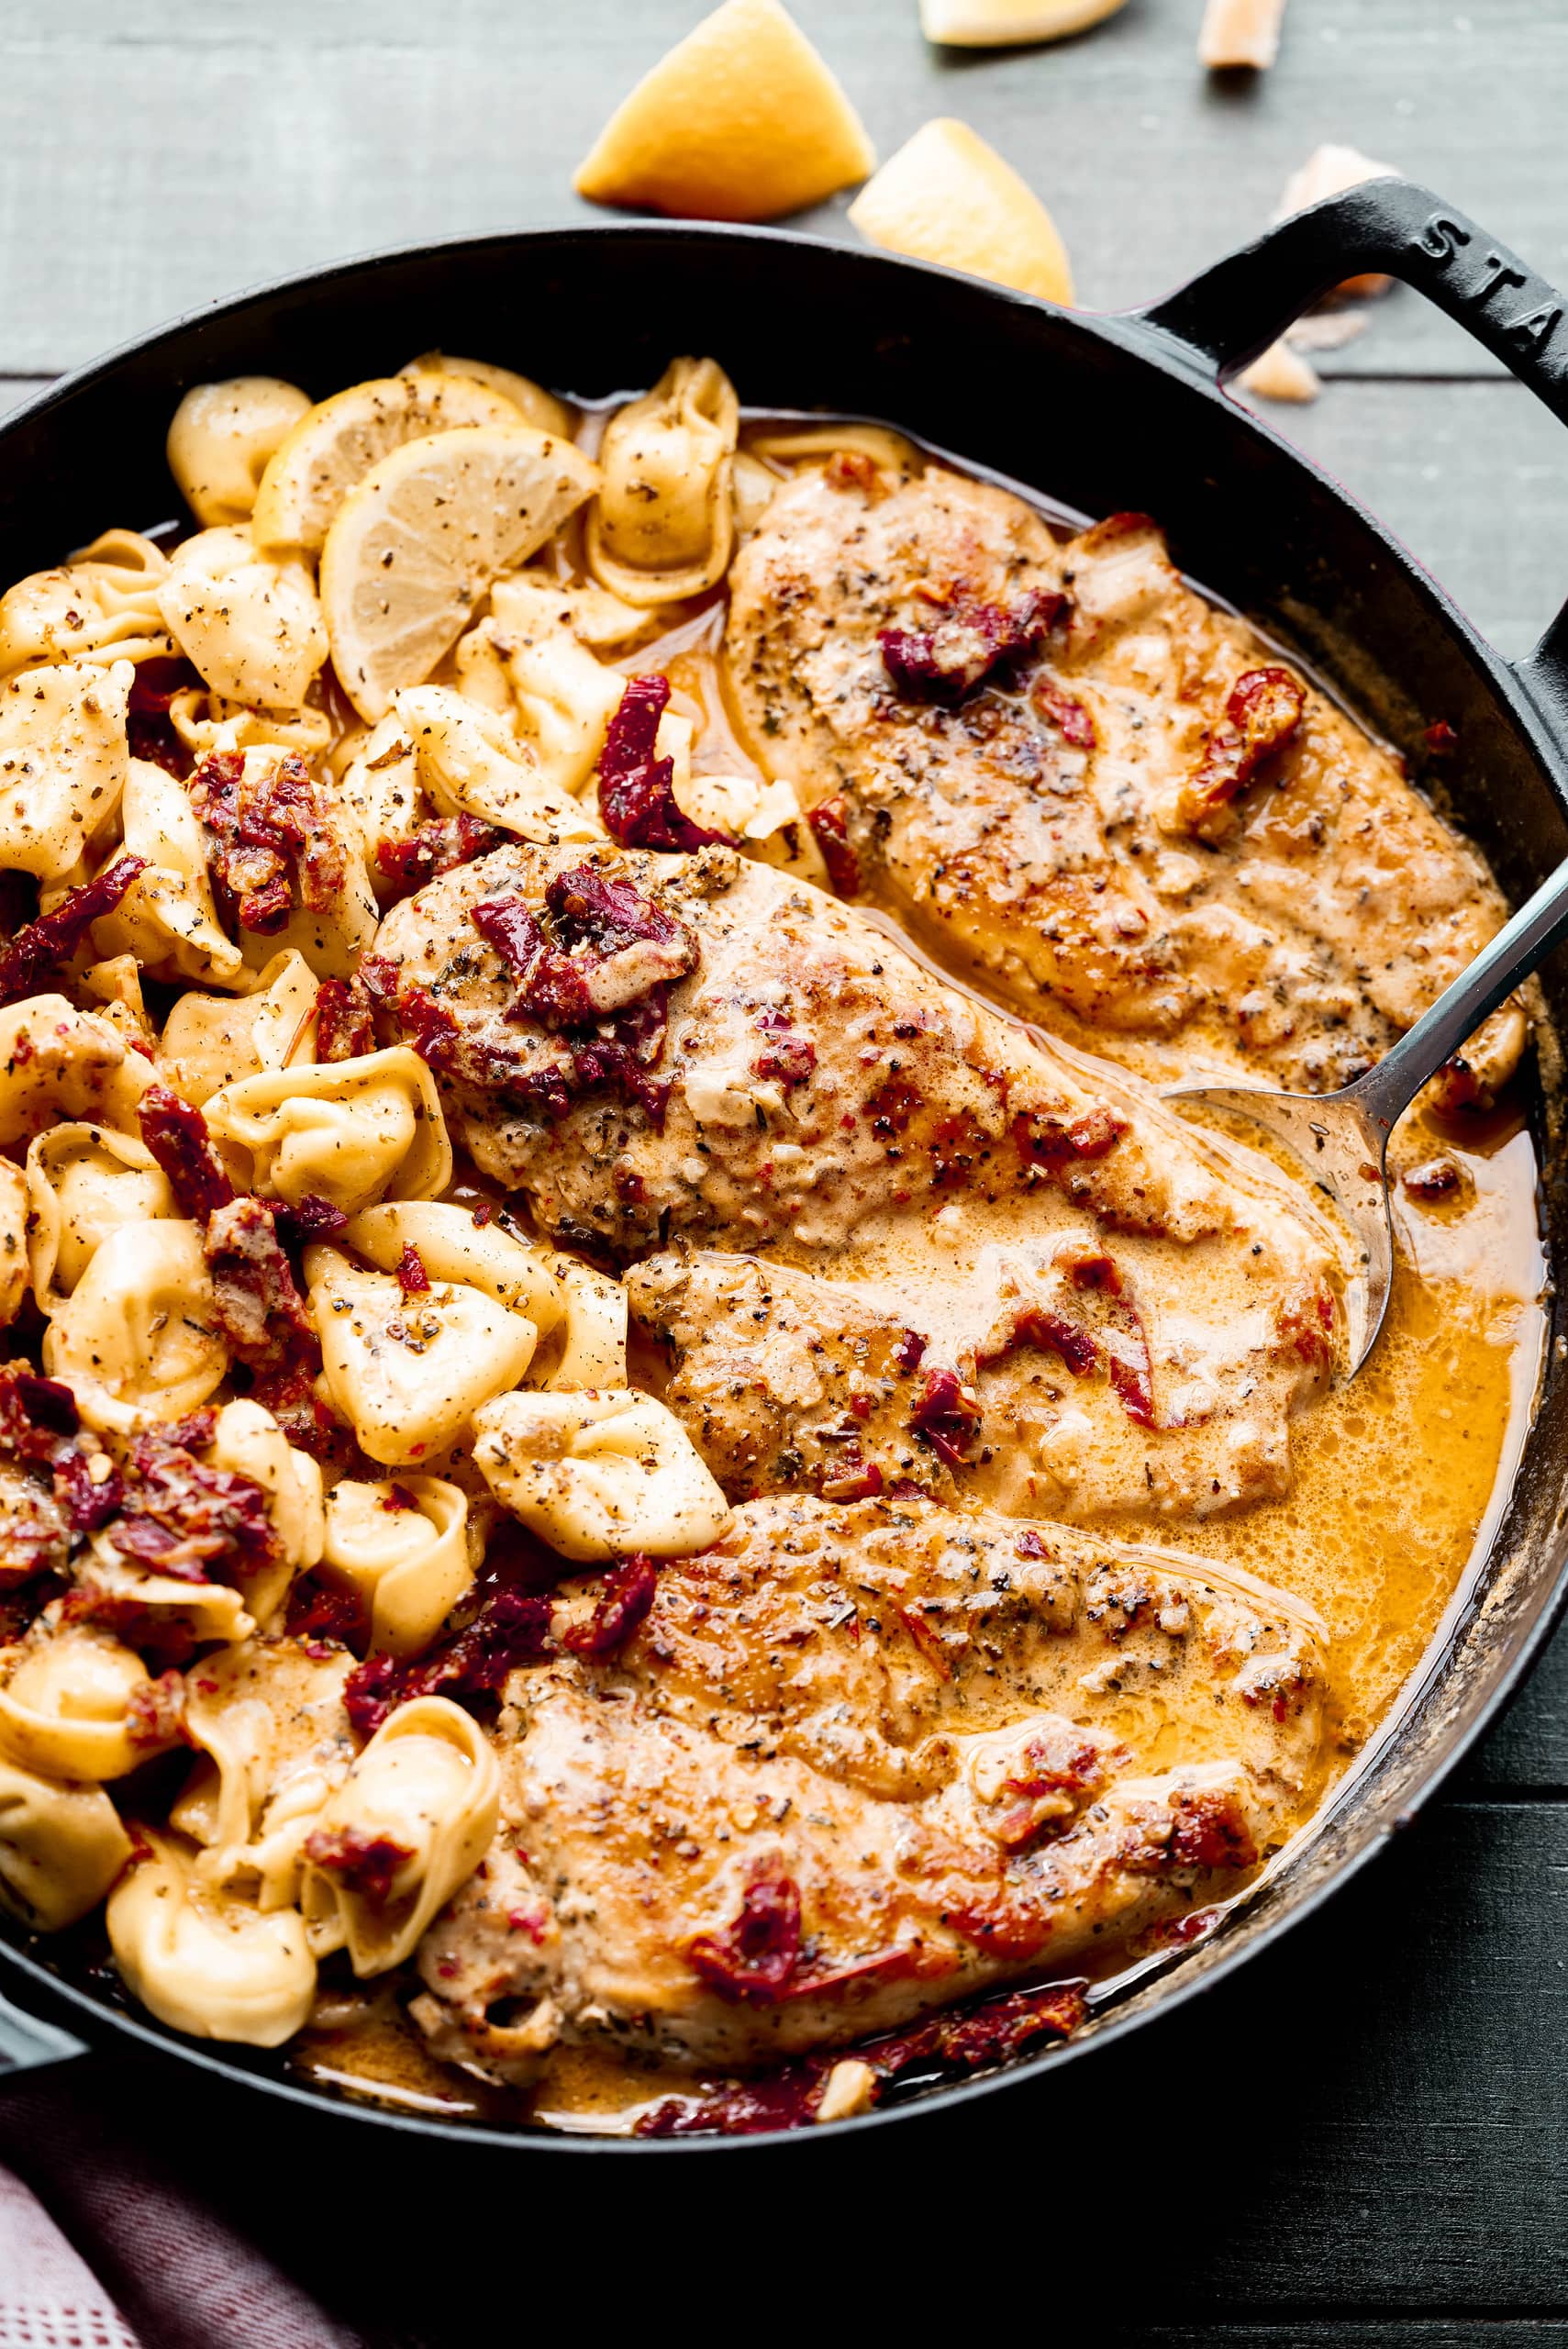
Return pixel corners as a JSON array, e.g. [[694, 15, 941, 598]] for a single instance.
[[573, 0, 874, 223], [921, 0, 1127, 41], [399, 353, 573, 440], [319, 425, 600, 723], [252, 373, 528, 555], [848, 119, 1074, 306]]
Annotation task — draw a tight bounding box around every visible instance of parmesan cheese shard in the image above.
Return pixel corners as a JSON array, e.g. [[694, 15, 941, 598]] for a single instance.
[[1278, 145, 1399, 297], [1198, 0, 1286, 69], [920, 0, 1128, 43], [1239, 339, 1320, 405]]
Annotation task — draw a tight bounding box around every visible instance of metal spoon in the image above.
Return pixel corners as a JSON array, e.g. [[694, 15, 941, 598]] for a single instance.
[[1165, 854, 1568, 1374]]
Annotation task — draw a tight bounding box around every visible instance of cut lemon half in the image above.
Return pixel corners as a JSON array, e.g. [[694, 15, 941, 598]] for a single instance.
[[319, 425, 600, 723], [253, 373, 528, 556], [848, 118, 1074, 306], [573, 0, 874, 223], [921, 0, 1128, 41]]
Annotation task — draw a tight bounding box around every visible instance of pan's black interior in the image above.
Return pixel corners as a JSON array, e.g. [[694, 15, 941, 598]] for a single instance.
[[2, 223, 1567, 2148]]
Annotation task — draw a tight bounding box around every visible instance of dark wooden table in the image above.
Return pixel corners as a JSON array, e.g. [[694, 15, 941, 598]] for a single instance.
[[2, 3, 1566, 2339]]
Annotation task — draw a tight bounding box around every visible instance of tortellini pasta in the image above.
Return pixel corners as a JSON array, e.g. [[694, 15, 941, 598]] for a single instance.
[[0, 1757, 131, 1932], [340, 1200, 567, 1330], [300, 1696, 499, 1976], [673, 769, 831, 888], [107, 1828, 317, 2047], [81, 1536, 254, 1646], [585, 357, 739, 606], [0, 658, 132, 884], [0, 1626, 176, 1781], [89, 759, 245, 986], [172, 1639, 353, 1909], [305, 1245, 538, 1467], [392, 684, 604, 842], [320, 1475, 473, 1657], [166, 377, 313, 529], [473, 1388, 732, 1562], [0, 996, 154, 1147], [26, 1124, 172, 1310], [545, 1255, 628, 1390], [0, 531, 173, 677], [0, 1158, 27, 1326], [207, 1399, 326, 1631], [159, 947, 318, 1107], [42, 1218, 228, 1433], [339, 715, 422, 880], [156, 526, 328, 708], [204, 1047, 450, 1214], [471, 576, 629, 796], [168, 685, 334, 765]]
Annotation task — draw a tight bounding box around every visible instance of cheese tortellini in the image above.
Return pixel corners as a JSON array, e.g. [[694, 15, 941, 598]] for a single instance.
[[341, 1200, 567, 1330], [321, 1475, 473, 1657], [305, 1245, 539, 1466], [172, 1639, 353, 1909], [392, 684, 602, 842], [42, 1219, 228, 1433], [156, 526, 328, 708], [466, 578, 628, 797], [473, 1388, 733, 1562], [0, 1757, 131, 1932], [0, 658, 132, 884], [158, 947, 318, 1106], [0, 1158, 28, 1326], [585, 357, 739, 606], [204, 1047, 451, 1214], [107, 1828, 317, 2047], [0, 531, 173, 677], [0, 996, 153, 1147], [90, 758, 246, 986], [0, 1625, 178, 1781], [26, 1124, 173, 1309], [166, 377, 314, 529], [207, 1399, 326, 1630], [300, 1697, 499, 1976]]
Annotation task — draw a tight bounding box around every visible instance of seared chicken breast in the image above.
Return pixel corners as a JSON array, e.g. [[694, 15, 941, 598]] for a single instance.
[[725, 462, 1520, 1101], [413, 1492, 1328, 2076]]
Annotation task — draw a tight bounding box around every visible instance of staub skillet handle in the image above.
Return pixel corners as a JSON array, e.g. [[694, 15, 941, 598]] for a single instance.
[[1137, 175, 1568, 714]]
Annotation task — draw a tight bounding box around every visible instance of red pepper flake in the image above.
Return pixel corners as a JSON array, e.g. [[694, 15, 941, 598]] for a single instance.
[[892, 1328, 927, 1375], [910, 1367, 982, 1469], [314, 974, 377, 1062], [303, 1824, 413, 1905], [806, 797, 861, 897], [395, 1242, 431, 1296], [562, 1553, 657, 1658], [0, 856, 148, 1008], [819, 1452, 884, 1504], [1424, 719, 1459, 755], [751, 1008, 816, 1086], [1179, 666, 1305, 831], [597, 675, 735, 852], [136, 1085, 236, 1222], [687, 1860, 803, 2003]]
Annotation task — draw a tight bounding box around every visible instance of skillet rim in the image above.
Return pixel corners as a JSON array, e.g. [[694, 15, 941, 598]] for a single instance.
[[1, 214, 1566, 2151]]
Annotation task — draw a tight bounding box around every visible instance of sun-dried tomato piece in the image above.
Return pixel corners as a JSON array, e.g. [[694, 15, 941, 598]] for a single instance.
[[806, 797, 861, 897], [271, 1193, 350, 1252], [51, 1448, 123, 1536], [472, 896, 595, 1030], [395, 1242, 430, 1296], [1012, 1103, 1128, 1171], [751, 1008, 816, 1086], [101, 1430, 281, 1586], [1178, 666, 1305, 832], [1403, 1155, 1462, 1202], [819, 1451, 884, 1504], [303, 1824, 413, 1904], [203, 1196, 313, 1370], [866, 1979, 1087, 2080], [687, 1861, 803, 2003], [1031, 676, 1096, 749], [597, 675, 734, 852], [136, 1085, 236, 1222], [1126, 1787, 1258, 1876], [0, 857, 149, 1009], [374, 814, 506, 899], [125, 1667, 188, 1750], [313, 974, 377, 1063], [910, 1367, 982, 1469], [190, 747, 347, 934], [562, 1554, 657, 1658], [880, 588, 1064, 707], [1276, 1285, 1335, 1374], [127, 657, 202, 778], [285, 1572, 366, 1651], [892, 1329, 927, 1375], [341, 1582, 557, 1737]]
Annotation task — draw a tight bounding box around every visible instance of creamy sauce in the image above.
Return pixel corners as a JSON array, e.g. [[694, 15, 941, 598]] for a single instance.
[[295, 416, 1550, 2133]]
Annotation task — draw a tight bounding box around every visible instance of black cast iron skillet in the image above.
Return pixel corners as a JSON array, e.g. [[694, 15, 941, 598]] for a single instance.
[[2, 180, 1567, 2150]]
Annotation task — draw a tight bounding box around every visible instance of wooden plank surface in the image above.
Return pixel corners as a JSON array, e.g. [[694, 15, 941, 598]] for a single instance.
[[2, 3, 1568, 2341]]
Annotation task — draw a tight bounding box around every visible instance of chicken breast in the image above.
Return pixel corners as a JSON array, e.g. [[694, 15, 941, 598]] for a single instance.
[[412, 1492, 1328, 2076], [724, 461, 1520, 1100]]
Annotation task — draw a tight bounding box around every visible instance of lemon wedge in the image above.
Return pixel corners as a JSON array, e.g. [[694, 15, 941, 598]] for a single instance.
[[921, 0, 1127, 42], [573, 0, 874, 223], [848, 118, 1074, 306], [318, 425, 600, 723], [252, 373, 529, 555]]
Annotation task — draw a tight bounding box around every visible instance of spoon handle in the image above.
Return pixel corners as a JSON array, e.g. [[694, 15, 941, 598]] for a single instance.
[[1350, 851, 1568, 1137]]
